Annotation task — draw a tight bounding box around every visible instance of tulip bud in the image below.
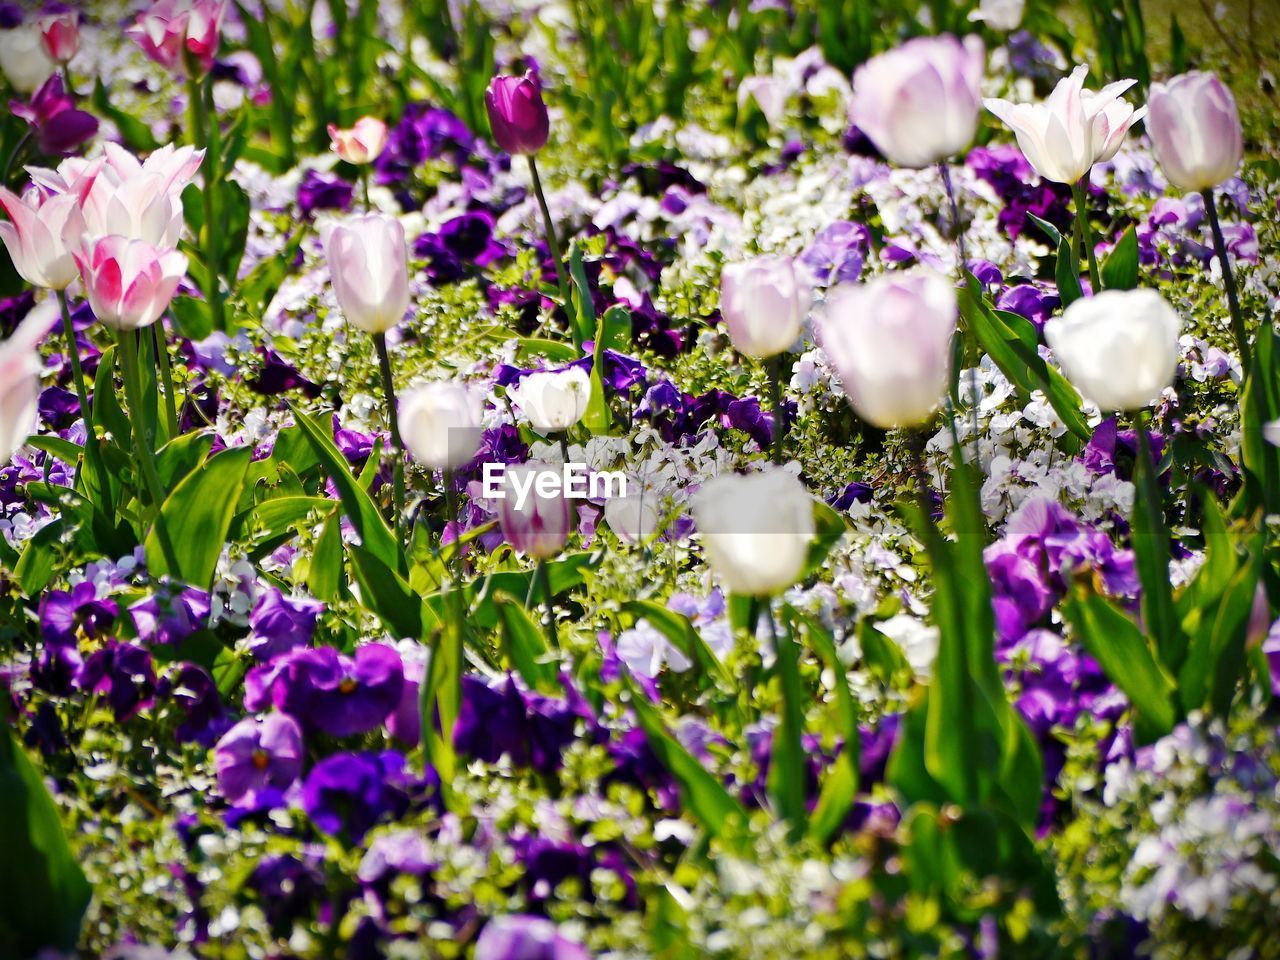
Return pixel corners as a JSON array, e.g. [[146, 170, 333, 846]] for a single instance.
[[604, 489, 662, 544], [985, 65, 1141, 184], [851, 34, 985, 169], [37, 11, 78, 64], [327, 117, 388, 166], [497, 461, 574, 559], [484, 72, 550, 155], [321, 214, 411, 334], [73, 235, 188, 331], [1044, 288, 1181, 412], [400, 381, 485, 471], [719, 255, 808, 358], [968, 0, 1025, 31], [738, 75, 788, 128], [507, 366, 590, 435], [0, 23, 56, 93], [817, 268, 957, 429], [0, 299, 58, 464], [691, 468, 815, 597], [0, 186, 85, 290], [1147, 72, 1243, 192], [127, 0, 227, 75]]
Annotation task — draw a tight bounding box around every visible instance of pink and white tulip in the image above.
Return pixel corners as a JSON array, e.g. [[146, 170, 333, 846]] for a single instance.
[[0, 299, 59, 464], [720, 255, 808, 358], [851, 35, 985, 168], [1147, 72, 1243, 192], [127, 0, 227, 75], [73, 235, 188, 331], [497, 461, 575, 559], [327, 117, 388, 165], [38, 11, 79, 64], [321, 214, 411, 334], [0, 186, 85, 290]]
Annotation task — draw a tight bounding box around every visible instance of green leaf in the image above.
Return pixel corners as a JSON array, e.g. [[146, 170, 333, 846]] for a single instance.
[[804, 498, 848, 578], [288, 402, 402, 573], [1064, 589, 1178, 743], [515, 337, 581, 364], [1055, 232, 1084, 307], [1027, 213, 1062, 248], [168, 295, 213, 340], [15, 518, 65, 595], [348, 545, 425, 640], [1131, 421, 1184, 670], [146, 445, 252, 589], [1101, 225, 1139, 290], [620, 599, 734, 689], [155, 431, 214, 491], [0, 720, 92, 956], [569, 243, 597, 350], [92, 79, 160, 151], [494, 595, 560, 694], [308, 507, 344, 602]]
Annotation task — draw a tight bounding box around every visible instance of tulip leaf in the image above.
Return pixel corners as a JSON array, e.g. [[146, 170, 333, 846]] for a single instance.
[[493, 594, 560, 694], [348, 544, 425, 640], [515, 337, 581, 364], [1027, 212, 1063, 249], [91, 78, 160, 152], [620, 599, 734, 689], [1064, 588, 1177, 744], [155, 431, 214, 491], [568, 243, 596, 349], [1239, 327, 1280, 515], [1055, 232, 1084, 307], [1130, 421, 1185, 671], [168, 295, 214, 341], [1101, 225, 1139, 290], [308, 507, 345, 603], [288, 402, 402, 574], [146, 445, 252, 589], [15, 517, 66, 596], [804, 498, 849, 578]]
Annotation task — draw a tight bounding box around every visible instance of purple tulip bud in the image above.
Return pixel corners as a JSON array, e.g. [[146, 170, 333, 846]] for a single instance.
[[1147, 71, 1243, 192], [484, 72, 550, 155]]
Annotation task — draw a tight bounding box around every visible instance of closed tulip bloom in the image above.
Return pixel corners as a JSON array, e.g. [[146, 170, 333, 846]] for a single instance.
[[818, 268, 957, 429], [127, 0, 227, 75], [0, 23, 56, 93], [604, 490, 661, 544], [11, 75, 100, 156], [400, 381, 485, 471], [321, 214, 411, 334], [851, 35, 985, 168], [73, 235, 188, 331], [0, 186, 85, 289], [1147, 72, 1243, 192], [485, 72, 550, 155], [985, 65, 1139, 183], [720, 255, 808, 358], [508, 366, 591, 434], [497, 461, 574, 559], [31, 142, 203, 249], [0, 299, 58, 465], [1044, 289, 1181, 411], [327, 116, 388, 165], [692, 468, 815, 597], [38, 11, 78, 63]]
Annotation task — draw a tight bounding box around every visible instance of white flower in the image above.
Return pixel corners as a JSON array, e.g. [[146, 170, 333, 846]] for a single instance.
[[508, 366, 591, 434]]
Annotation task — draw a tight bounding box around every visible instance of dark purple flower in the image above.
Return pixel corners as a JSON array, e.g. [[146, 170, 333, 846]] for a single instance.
[[38, 384, 80, 427], [516, 837, 593, 904], [301, 750, 412, 840], [249, 854, 325, 935], [214, 711, 304, 804], [996, 282, 1059, 330], [79, 641, 156, 722], [296, 167, 354, 217], [247, 348, 321, 398], [485, 73, 550, 155], [985, 541, 1055, 643], [247, 586, 323, 660], [245, 644, 404, 737], [474, 915, 591, 960], [10, 74, 98, 155], [164, 662, 231, 746], [40, 581, 118, 646]]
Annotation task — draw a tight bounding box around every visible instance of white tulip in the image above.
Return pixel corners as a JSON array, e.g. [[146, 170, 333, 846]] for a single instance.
[[399, 381, 485, 471], [719, 255, 808, 358], [692, 468, 815, 597], [604, 490, 662, 544], [1044, 289, 1181, 412], [0, 25, 55, 94], [968, 0, 1025, 31], [321, 213, 411, 335], [508, 366, 591, 434], [0, 299, 59, 464]]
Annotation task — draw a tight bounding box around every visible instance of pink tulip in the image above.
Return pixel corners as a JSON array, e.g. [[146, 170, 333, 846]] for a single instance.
[[720, 255, 808, 358], [1147, 72, 1243, 192], [127, 0, 227, 75], [484, 73, 550, 155], [38, 10, 79, 64], [0, 185, 85, 290], [73, 235, 188, 331], [30, 142, 202, 249], [327, 117, 388, 165], [0, 299, 59, 464], [321, 214, 410, 334]]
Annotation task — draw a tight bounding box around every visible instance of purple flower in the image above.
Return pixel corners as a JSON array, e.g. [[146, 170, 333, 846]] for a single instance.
[[164, 663, 231, 746], [296, 168, 353, 217], [40, 581, 118, 645], [358, 828, 435, 884], [473, 915, 591, 960], [301, 750, 412, 840], [214, 712, 304, 805], [245, 644, 404, 737], [485, 73, 550, 155], [249, 854, 325, 935], [798, 221, 869, 286], [10, 74, 98, 155], [129, 586, 211, 646], [247, 587, 323, 660], [985, 541, 1055, 643], [995, 282, 1059, 330], [79, 641, 156, 722]]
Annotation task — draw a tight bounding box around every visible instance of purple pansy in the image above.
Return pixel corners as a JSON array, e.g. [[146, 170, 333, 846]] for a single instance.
[[39, 581, 118, 646], [214, 711, 305, 805], [300, 750, 414, 841], [247, 587, 324, 660], [245, 644, 404, 737], [473, 915, 591, 960]]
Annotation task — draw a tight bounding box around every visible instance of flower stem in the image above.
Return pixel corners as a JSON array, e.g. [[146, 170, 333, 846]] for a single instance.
[[361, 167, 371, 211], [373, 332, 406, 544], [938, 161, 982, 468], [1071, 178, 1102, 292], [536, 556, 558, 649], [153, 320, 179, 439], [57, 291, 110, 512], [1200, 187, 1250, 368], [765, 354, 788, 464], [187, 68, 224, 332], [116, 328, 181, 574], [525, 154, 573, 315]]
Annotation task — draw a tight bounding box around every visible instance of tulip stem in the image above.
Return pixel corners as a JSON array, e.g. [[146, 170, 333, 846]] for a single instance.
[[116, 328, 181, 575], [361, 167, 371, 211], [937, 161, 982, 468], [525, 154, 573, 317], [187, 68, 224, 332], [1200, 187, 1250, 367], [373, 332, 406, 544], [766, 355, 788, 464], [1071, 179, 1102, 293], [57, 291, 110, 513], [153, 321, 179, 439], [536, 557, 558, 649]]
